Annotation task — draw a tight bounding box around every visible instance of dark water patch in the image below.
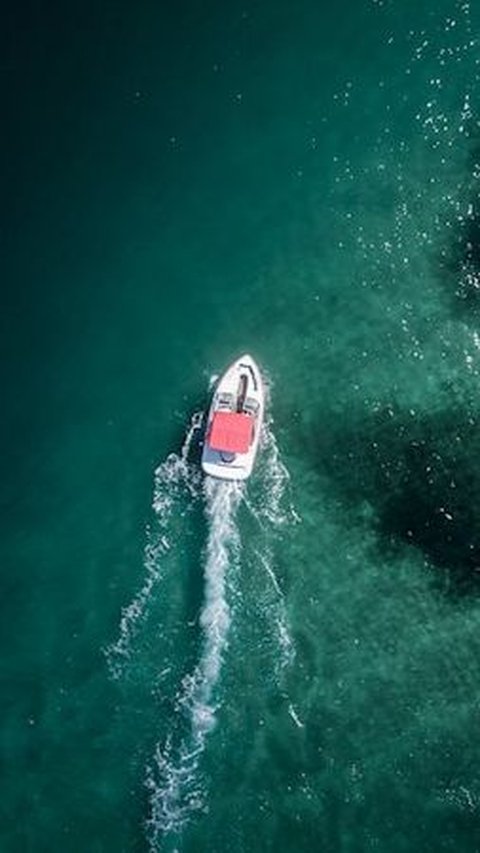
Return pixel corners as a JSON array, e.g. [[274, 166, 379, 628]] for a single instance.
[[308, 403, 480, 595]]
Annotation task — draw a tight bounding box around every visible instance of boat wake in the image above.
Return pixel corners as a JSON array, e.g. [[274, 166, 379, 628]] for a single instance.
[[144, 413, 297, 850], [146, 478, 243, 846], [106, 380, 297, 851], [244, 420, 299, 677]]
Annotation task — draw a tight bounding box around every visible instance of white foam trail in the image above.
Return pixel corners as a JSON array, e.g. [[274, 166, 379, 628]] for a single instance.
[[105, 413, 203, 679], [146, 477, 243, 846], [244, 410, 299, 529], [288, 703, 304, 729], [258, 550, 295, 672], [245, 415, 299, 676], [259, 422, 294, 526]]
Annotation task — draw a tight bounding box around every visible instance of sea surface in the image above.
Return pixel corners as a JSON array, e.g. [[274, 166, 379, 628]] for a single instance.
[[3, 0, 480, 850]]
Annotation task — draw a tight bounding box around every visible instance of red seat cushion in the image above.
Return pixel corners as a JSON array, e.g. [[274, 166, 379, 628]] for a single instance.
[[209, 412, 253, 453]]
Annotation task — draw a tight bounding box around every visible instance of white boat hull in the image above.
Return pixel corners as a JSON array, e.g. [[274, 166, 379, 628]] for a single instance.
[[201, 354, 264, 481]]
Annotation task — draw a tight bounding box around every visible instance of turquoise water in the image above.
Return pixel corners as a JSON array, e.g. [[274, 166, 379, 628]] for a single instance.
[[4, 0, 480, 850]]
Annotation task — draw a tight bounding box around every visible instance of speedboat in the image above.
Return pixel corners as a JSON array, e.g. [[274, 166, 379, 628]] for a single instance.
[[201, 354, 264, 481]]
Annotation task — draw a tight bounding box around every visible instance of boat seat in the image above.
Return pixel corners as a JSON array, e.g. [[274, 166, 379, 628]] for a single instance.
[[217, 392, 235, 410], [243, 396, 259, 415]]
